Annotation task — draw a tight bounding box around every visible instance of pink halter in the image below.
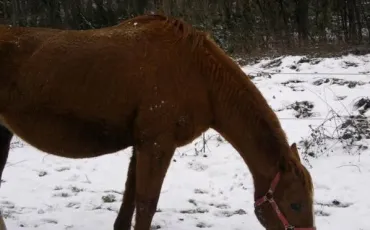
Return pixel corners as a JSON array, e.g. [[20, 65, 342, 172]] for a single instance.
[[254, 172, 316, 230]]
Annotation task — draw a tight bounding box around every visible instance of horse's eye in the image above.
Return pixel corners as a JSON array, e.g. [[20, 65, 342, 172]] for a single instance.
[[290, 203, 302, 212]]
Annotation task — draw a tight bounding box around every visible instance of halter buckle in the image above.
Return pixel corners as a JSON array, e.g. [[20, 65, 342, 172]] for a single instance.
[[265, 189, 274, 202], [286, 225, 295, 230]]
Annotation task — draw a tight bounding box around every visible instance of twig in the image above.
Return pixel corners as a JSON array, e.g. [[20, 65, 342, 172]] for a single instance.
[[84, 174, 92, 184], [5, 160, 28, 168], [336, 164, 362, 173]]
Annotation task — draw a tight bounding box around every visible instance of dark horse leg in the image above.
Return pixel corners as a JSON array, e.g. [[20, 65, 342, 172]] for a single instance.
[[0, 125, 12, 187], [114, 148, 137, 230], [0, 125, 13, 230], [133, 135, 175, 230]]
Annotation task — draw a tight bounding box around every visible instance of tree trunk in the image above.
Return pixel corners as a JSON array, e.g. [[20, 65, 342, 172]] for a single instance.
[[11, 0, 19, 26], [295, 0, 309, 44], [354, 0, 363, 43], [133, 0, 148, 15], [347, 0, 357, 43]]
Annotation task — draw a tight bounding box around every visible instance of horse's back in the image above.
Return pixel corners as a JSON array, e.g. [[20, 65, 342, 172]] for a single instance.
[[1, 15, 212, 155], [14, 16, 203, 118]]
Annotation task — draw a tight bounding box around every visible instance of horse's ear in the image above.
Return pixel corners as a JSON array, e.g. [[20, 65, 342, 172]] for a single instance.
[[290, 143, 301, 162]]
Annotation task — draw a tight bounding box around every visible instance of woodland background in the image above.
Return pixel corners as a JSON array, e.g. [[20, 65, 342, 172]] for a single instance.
[[1, 0, 370, 59]]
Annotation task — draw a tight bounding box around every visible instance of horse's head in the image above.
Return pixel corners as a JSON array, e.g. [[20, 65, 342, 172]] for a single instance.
[[254, 143, 315, 230]]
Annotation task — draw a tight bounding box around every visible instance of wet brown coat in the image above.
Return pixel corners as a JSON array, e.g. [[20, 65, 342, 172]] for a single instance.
[[0, 14, 315, 230]]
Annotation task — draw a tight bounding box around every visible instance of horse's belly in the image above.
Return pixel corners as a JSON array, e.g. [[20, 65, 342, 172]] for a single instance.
[[0, 112, 133, 158]]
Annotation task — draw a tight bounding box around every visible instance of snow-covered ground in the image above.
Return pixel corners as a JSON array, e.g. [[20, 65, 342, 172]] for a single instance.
[[1, 54, 370, 229]]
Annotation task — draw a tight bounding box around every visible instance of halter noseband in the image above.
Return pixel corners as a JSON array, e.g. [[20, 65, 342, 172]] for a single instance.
[[254, 172, 316, 230]]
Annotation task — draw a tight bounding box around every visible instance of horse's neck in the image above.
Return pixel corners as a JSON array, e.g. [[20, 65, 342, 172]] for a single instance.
[[205, 56, 290, 195]]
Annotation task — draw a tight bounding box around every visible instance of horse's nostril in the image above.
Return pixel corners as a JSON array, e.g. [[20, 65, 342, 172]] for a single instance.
[[254, 208, 267, 226]]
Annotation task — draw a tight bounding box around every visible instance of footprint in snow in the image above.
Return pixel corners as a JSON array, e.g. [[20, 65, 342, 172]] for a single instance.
[[315, 210, 330, 216], [38, 170, 48, 177], [209, 202, 230, 209], [194, 188, 209, 194], [213, 209, 247, 217], [179, 207, 209, 214], [196, 221, 213, 228], [53, 191, 72, 198], [55, 166, 71, 172], [187, 161, 208, 172], [66, 202, 81, 209], [41, 218, 58, 224]]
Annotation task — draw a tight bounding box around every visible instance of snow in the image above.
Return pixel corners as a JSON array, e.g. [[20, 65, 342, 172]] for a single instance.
[[1, 54, 370, 229]]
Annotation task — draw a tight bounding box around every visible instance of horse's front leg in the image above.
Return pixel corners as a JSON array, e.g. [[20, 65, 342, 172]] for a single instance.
[[0, 124, 13, 230], [114, 148, 137, 230], [0, 217, 6, 230], [133, 134, 175, 230]]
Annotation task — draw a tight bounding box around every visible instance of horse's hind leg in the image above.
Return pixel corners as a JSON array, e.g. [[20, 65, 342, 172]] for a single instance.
[[114, 148, 137, 230], [0, 125, 12, 230], [133, 135, 175, 230], [0, 125, 12, 187]]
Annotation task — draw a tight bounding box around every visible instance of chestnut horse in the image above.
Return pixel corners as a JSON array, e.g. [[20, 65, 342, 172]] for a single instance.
[[0, 14, 316, 230]]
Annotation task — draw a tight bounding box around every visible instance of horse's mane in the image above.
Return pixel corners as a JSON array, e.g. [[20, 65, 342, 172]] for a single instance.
[[119, 14, 208, 52]]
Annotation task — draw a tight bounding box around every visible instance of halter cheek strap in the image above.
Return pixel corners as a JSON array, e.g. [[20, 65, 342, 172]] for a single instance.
[[254, 172, 316, 230]]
